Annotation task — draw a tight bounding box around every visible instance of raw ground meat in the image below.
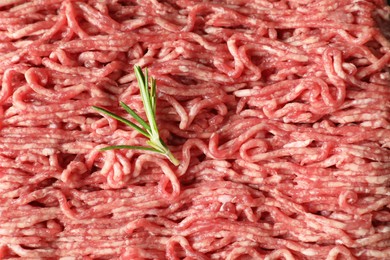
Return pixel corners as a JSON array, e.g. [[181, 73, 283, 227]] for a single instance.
[[0, 0, 389, 259]]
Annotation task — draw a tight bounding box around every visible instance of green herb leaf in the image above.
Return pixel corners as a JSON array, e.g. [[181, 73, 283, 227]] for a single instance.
[[100, 145, 159, 152], [92, 65, 180, 166], [119, 101, 150, 132], [92, 105, 149, 138]]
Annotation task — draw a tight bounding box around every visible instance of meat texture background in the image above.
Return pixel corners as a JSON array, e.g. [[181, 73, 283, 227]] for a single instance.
[[0, 0, 389, 259]]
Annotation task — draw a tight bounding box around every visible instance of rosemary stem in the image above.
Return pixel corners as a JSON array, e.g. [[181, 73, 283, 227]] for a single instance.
[[92, 65, 180, 166]]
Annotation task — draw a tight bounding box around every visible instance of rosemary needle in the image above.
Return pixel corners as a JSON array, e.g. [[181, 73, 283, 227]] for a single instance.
[[92, 65, 180, 166]]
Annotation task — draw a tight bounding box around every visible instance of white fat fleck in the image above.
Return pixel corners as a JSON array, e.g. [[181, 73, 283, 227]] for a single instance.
[[48, 123, 59, 129], [176, 47, 184, 53], [218, 195, 232, 204], [379, 226, 390, 233], [268, 175, 282, 183], [42, 148, 55, 156], [179, 66, 189, 73], [343, 163, 361, 172], [379, 72, 390, 80], [283, 139, 312, 148], [355, 227, 369, 236], [204, 27, 221, 34], [62, 103, 74, 110], [301, 248, 317, 256], [326, 181, 346, 188], [366, 175, 387, 185], [11, 55, 20, 62]]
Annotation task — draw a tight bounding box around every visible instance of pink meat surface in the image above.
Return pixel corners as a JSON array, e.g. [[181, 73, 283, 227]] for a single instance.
[[0, 0, 389, 259]]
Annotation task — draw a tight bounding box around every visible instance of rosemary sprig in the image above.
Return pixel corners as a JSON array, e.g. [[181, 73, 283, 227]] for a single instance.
[[92, 65, 179, 166]]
